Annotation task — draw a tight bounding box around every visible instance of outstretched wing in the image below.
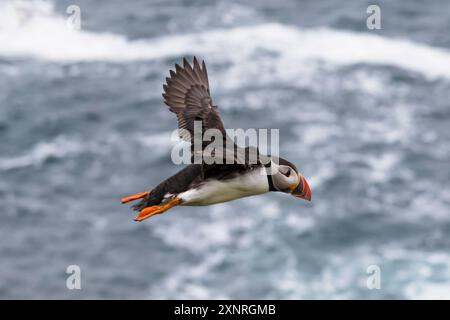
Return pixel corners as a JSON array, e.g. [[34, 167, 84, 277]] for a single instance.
[[163, 57, 225, 143], [162, 57, 263, 175]]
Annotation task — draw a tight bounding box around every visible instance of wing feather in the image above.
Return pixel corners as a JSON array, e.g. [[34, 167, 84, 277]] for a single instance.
[[162, 57, 257, 172], [163, 57, 225, 140]]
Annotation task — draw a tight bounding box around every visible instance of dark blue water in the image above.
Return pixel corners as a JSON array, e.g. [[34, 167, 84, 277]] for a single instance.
[[0, 0, 449, 298]]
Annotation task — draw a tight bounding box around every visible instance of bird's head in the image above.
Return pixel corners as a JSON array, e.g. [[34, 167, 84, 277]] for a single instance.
[[269, 157, 312, 201]]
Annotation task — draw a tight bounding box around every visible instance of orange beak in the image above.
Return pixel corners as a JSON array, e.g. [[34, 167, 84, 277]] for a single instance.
[[291, 176, 312, 201]]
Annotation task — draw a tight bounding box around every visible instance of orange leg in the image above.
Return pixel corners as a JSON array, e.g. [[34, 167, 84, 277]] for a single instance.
[[134, 197, 182, 222], [121, 191, 150, 204]]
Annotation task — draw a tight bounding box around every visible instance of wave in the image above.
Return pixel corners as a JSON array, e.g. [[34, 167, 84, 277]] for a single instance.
[[0, 135, 84, 170], [0, 131, 172, 171], [1, 0, 450, 79]]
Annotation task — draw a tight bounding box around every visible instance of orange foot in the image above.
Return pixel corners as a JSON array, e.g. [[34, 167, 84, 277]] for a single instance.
[[134, 197, 182, 222], [121, 191, 150, 204]]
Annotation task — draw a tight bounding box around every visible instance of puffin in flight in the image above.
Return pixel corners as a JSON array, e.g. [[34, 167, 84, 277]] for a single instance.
[[121, 57, 311, 221]]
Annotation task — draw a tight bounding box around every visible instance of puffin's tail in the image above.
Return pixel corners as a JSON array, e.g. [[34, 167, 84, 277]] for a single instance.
[[131, 196, 153, 212], [122, 191, 181, 222]]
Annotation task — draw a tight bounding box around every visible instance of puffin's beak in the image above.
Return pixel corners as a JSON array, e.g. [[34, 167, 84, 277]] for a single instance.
[[290, 176, 312, 201]]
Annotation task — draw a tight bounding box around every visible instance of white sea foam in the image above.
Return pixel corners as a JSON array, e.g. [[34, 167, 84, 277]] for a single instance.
[[1, 1, 450, 80], [273, 244, 450, 299], [147, 198, 300, 298], [0, 135, 84, 170], [0, 131, 170, 171]]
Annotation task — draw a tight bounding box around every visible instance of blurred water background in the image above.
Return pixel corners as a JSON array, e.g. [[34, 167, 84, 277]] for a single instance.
[[0, 0, 449, 299]]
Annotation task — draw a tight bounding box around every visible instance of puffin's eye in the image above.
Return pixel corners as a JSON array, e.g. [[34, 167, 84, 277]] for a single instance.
[[285, 168, 291, 177]]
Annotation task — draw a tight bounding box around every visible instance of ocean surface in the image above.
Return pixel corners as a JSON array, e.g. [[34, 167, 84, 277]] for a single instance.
[[0, 0, 449, 299]]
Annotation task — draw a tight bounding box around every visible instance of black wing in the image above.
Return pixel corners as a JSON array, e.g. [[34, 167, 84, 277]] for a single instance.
[[163, 57, 225, 143], [163, 57, 263, 177]]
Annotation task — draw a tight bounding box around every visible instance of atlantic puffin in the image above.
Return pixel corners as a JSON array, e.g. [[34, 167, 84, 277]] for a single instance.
[[121, 57, 311, 222]]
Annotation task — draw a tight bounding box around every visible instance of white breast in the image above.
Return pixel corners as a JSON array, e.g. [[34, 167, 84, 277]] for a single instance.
[[179, 166, 269, 206]]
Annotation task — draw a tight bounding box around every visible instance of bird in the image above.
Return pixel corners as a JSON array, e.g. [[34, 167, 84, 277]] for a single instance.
[[121, 57, 311, 222]]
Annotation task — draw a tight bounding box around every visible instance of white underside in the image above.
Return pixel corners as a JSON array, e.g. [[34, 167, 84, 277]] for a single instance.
[[178, 166, 269, 206]]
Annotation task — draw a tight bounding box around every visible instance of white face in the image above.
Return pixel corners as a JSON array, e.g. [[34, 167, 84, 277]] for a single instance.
[[272, 164, 300, 193]]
